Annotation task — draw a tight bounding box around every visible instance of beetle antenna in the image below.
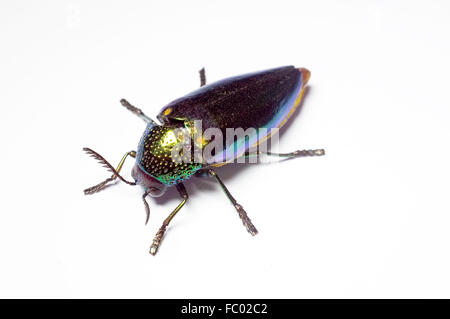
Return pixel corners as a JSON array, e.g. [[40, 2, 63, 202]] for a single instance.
[[83, 147, 136, 188]]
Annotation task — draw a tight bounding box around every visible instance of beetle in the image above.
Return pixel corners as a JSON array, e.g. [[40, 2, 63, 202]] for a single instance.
[[84, 66, 325, 255]]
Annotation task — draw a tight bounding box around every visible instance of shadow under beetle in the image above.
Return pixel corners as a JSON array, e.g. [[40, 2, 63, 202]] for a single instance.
[[84, 66, 325, 255]]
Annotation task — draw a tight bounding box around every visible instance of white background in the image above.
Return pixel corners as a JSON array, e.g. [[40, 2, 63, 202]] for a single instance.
[[1, 0, 449, 298]]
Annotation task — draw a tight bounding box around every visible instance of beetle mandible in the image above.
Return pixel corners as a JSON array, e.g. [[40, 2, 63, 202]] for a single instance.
[[84, 66, 325, 255]]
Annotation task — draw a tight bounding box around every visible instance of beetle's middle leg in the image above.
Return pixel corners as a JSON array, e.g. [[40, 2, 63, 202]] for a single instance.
[[149, 183, 189, 256], [207, 168, 258, 236], [84, 150, 136, 195]]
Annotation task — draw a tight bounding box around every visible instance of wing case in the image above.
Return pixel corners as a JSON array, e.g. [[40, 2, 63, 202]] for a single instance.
[[157, 66, 310, 164]]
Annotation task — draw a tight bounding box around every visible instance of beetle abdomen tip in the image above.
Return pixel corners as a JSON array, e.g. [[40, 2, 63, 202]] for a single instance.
[[299, 67, 311, 85]]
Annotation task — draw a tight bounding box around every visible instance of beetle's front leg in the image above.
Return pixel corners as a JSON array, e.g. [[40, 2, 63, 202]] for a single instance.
[[150, 183, 189, 255], [120, 98, 158, 125], [199, 68, 206, 87], [207, 168, 258, 236]]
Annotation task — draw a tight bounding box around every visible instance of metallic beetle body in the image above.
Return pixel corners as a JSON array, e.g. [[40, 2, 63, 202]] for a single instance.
[[134, 65, 310, 188], [84, 65, 322, 255]]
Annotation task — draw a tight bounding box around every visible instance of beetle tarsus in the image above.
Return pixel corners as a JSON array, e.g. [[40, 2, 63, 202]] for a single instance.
[[120, 98, 157, 124], [208, 169, 259, 236], [234, 203, 258, 236], [292, 149, 326, 157], [150, 223, 167, 255], [149, 184, 188, 255], [257, 148, 326, 159], [199, 68, 206, 87], [84, 177, 115, 195]]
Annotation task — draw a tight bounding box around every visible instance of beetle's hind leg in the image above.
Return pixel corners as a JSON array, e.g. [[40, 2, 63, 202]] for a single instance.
[[199, 68, 206, 87], [208, 169, 258, 236], [120, 99, 158, 124], [83, 149, 136, 195], [150, 183, 189, 256], [245, 148, 325, 159]]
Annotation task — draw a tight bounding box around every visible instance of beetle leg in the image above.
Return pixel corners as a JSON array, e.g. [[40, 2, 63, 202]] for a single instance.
[[244, 148, 325, 159], [120, 98, 158, 125], [84, 150, 136, 195], [207, 169, 258, 236], [149, 183, 188, 255], [199, 68, 206, 87]]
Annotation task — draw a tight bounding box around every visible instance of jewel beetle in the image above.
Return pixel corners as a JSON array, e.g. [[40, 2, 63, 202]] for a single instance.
[[84, 66, 325, 255]]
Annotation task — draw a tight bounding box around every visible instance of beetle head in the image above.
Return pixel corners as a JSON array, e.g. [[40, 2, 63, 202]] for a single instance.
[[132, 163, 167, 197]]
